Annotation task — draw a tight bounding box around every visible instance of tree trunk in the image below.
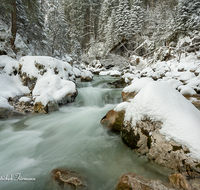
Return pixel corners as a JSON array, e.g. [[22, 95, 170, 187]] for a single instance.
[[11, 0, 17, 48]]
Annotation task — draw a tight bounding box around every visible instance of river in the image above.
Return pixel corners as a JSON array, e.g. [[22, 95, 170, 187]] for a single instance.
[[0, 76, 171, 190]]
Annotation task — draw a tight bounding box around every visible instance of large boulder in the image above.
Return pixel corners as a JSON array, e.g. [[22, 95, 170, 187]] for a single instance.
[[121, 119, 200, 178], [18, 56, 75, 90], [122, 81, 200, 178], [116, 173, 174, 190], [33, 75, 77, 106]]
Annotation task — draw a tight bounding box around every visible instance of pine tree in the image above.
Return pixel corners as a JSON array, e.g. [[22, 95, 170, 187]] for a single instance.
[[176, 0, 200, 32], [116, 0, 130, 40], [98, 0, 111, 41]]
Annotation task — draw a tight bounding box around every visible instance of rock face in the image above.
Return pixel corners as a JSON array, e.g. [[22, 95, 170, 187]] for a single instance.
[[121, 119, 200, 178], [0, 107, 24, 119], [52, 168, 86, 189], [100, 109, 125, 132], [116, 173, 174, 190]]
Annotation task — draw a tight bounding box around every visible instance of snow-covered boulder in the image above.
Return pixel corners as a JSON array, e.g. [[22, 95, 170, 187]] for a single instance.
[[81, 70, 93, 82], [121, 81, 200, 177], [33, 75, 77, 105], [18, 56, 75, 90], [34, 93, 59, 114]]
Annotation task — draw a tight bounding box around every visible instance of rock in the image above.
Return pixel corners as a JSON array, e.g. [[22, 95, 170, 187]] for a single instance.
[[51, 168, 86, 189], [0, 107, 24, 119], [101, 109, 125, 132], [169, 174, 192, 190], [116, 173, 175, 190], [121, 119, 200, 178], [122, 91, 137, 102], [81, 70, 93, 82], [189, 178, 200, 190], [34, 93, 59, 114], [108, 78, 127, 88], [34, 101, 59, 114]]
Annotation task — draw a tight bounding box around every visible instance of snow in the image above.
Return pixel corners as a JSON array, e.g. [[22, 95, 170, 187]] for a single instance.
[[110, 70, 121, 76], [0, 55, 18, 74], [81, 70, 93, 78], [114, 102, 130, 112], [99, 71, 110, 76], [0, 73, 30, 108], [124, 81, 200, 160], [32, 75, 76, 103], [19, 97, 31, 102], [73, 67, 81, 77], [123, 78, 153, 93], [178, 86, 197, 96], [19, 56, 74, 80], [177, 36, 192, 48], [178, 71, 195, 81], [35, 93, 55, 106]]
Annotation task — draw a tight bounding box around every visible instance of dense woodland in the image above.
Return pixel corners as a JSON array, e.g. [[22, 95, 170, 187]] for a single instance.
[[0, 0, 200, 62]]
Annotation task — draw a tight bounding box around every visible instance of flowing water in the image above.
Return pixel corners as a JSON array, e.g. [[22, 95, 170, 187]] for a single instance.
[[0, 76, 171, 190]]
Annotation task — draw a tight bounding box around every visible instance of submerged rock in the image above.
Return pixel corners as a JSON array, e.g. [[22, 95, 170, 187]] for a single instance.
[[51, 168, 86, 189], [116, 173, 174, 190]]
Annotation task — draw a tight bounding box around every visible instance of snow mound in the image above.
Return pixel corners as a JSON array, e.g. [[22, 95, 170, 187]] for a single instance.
[[19, 56, 74, 80], [124, 81, 200, 160], [81, 70, 93, 78], [0, 55, 18, 74], [123, 78, 153, 93], [99, 71, 110, 76], [110, 70, 121, 76], [0, 73, 30, 108], [19, 97, 31, 102], [32, 75, 76, 103]]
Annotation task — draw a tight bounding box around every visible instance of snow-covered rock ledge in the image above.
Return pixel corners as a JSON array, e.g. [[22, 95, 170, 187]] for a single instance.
[[102, 81, 200, 178]]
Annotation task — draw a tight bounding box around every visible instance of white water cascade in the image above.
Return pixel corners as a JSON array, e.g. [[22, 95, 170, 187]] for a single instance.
[[0, 76, 171, 190]]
